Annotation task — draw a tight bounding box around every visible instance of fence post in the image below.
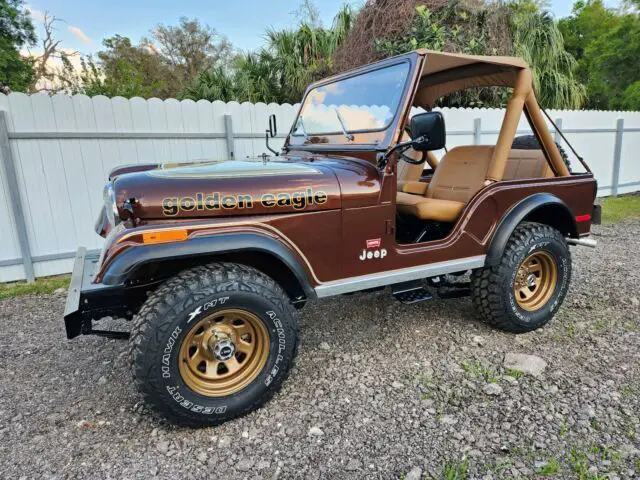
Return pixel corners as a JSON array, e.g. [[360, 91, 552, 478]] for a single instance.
[[473, 118, 481, 145], [611, 118, 624, 197], [224, 114, 235, 160], [0, 110, 35, 282], [554, 118, 563, 144]]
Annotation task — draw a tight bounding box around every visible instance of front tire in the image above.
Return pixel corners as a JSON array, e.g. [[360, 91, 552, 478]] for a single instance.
[[129, 263, 299, 427], [471, 222, 571, 333]]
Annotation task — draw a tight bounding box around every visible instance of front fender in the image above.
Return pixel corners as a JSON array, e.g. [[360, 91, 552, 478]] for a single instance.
[[486, 193, 577, 266], [101, 232, 316, 298]]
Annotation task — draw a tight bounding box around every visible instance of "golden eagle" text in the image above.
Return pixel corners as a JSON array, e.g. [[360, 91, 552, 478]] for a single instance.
[[162, 188, 328, 216]]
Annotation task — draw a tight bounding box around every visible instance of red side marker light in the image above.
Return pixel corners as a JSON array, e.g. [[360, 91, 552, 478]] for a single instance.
[[575, 214, 591, 223]]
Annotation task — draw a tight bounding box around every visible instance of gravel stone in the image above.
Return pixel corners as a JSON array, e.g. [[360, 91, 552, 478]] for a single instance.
[[345, 459, 362, 471], [440, 415, 458, 425], [504, 353, 547, 377], [483, 383, 503, 396], [155, 441, 169, 455], [236, 458, 253, 472], [308, 426, 324, 437], [1, 220, 640, 478], [405, 466, 423, 480]]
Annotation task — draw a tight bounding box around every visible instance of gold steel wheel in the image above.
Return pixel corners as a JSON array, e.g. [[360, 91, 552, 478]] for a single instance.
[[178, 309, 269, 397], [513, 251, 558, 311]]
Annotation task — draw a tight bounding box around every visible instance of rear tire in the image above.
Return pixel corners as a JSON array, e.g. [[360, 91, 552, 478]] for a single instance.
[[129, 263, 299, 427], [471, 222, 571, 333]]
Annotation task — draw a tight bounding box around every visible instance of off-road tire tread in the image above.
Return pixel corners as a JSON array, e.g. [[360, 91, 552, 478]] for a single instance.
[[471, 222, 570, 333], [128, 262, 299, 427]]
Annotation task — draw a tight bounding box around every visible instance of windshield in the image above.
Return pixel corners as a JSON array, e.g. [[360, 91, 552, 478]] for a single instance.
[[292, 62, 410, 139]]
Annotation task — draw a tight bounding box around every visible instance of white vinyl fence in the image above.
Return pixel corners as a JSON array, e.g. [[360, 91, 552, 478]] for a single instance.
[[1, 92, 639, 282]]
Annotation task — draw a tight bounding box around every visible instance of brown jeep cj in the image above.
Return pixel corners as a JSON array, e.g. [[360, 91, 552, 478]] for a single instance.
[[64, 50, 600, 426]]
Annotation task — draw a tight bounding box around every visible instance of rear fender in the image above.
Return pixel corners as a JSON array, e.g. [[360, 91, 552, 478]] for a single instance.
[[486, 193, 577, 266]]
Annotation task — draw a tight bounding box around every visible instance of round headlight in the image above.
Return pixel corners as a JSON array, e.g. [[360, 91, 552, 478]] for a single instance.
[[103, 181, 121, 227]]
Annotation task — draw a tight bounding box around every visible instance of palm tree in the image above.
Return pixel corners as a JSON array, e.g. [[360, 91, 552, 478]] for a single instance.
[[265, 5, 355, 102], [180, 4, 355, 104], [510, 7, 586, 109]]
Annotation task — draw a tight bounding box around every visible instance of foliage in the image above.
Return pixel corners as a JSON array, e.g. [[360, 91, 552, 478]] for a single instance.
[[15, 0, 637, 112], [559, 0, 640, 110], [0, 0, 36, 93], [582, 14, 640, 110], [333, 0, 449, 72], [536, 457, 560, 476], [59, 35, 173, 98], [374, 1, 512, 107], [180, 4, 354, 104], [148, 17, 235, 89], [355, 0, 584, 109], [60, 18, 234, 99], [509, 5, 586, 109], [442, 457, 469, 480], [181, 66, 241, 102], [0, 275, 69, 300], [622, 81, 640, 111]]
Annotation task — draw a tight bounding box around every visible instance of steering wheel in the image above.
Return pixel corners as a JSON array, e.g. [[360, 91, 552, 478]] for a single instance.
[[399, 126, 426, 165]]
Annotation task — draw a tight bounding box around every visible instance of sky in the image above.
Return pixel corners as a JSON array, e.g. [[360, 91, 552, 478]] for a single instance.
[[24, 0, 621, 58]]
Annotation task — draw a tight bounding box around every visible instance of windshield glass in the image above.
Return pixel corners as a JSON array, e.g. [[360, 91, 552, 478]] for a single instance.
[[292, 62, 410, 139]]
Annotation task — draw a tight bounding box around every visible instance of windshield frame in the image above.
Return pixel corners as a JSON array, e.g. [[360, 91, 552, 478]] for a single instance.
[[285, 52, 421, 152]]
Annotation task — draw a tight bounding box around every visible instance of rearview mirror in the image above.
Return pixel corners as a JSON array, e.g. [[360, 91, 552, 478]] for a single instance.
[[268, 114, 277, 138], [410, 112, 445, 151]]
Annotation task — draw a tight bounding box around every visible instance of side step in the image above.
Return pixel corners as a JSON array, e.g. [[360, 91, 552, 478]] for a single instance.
[[392, 281, 433, 305]]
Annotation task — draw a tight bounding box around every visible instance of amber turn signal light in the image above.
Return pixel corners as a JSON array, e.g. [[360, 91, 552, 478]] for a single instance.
[[142, 229, 188, 244]]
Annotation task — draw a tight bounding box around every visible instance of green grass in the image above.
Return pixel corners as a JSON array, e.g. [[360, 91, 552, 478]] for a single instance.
[[0, 275, 70, 300], [559, 420, 569, 437], [460, 359, 499, 383], [505, 368, 524, 380], [619, 384, 634, 397], [537, 457, 560, 476], [442, 458, 469, 480], [599, 194, 640, 224]]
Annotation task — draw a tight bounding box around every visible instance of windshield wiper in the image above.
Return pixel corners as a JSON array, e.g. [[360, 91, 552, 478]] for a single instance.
[[296, 116, 310, 141], [333, 108, 354, 141]]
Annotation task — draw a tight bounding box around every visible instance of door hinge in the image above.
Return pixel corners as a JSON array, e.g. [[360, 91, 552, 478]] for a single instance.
[[385, 219, 395, 235]]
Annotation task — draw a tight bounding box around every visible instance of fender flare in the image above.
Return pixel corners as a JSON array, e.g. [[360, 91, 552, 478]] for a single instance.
[[101, 232, 317, 298], [485, 193, 577, 266]]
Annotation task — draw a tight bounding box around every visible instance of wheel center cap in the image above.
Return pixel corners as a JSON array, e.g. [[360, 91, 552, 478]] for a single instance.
[[526, 273, 537, 288], [213, 339, 235, 361]]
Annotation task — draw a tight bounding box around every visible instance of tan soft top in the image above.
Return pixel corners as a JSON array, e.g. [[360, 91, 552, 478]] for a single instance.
[[418, 49, 529, 74], [409, 50, 569, 179], [415, 49, 531, 107]]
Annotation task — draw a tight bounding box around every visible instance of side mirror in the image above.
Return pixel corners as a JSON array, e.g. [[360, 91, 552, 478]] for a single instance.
[[268, 114, 277, 138], [410, 112, 445, 151], [265, 114, 279, 156]]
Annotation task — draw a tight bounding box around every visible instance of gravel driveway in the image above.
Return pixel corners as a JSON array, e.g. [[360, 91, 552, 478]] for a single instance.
[[1, 220, 639, 479]]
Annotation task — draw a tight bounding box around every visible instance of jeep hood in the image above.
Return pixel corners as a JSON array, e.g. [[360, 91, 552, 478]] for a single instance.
[[110, 156, 349, 220]]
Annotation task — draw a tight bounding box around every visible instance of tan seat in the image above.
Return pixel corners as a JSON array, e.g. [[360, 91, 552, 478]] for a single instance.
[[397, 146, 556, 222], [397, 145, 494, 222], [396, 193, 465, 222], [503, 149, 554, 180], [397, 132, 439, 189]]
